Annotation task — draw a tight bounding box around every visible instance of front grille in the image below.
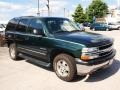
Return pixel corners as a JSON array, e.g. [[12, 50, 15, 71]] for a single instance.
[[99, 43, 113, 50], [87, 43, 115, 65], [88, 49, 115, 65], [99, 50, 112, 56], [98, 43, 113, 57]]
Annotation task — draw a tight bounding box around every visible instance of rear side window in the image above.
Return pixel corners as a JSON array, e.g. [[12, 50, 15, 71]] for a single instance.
[[16, 19, 29, 33], [27, 18, 43, 34], [6, 18, 19, 31], [95, 23, 100, 26]]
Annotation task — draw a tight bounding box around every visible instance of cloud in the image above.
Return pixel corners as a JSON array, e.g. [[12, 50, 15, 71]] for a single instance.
[[0, 1, 30, 12], [108, 5, 117, 9], [0, 0, 68, 23], [0, 1, 32, 23], [23, 0, 68, 16], [0, 14, 9, 23]]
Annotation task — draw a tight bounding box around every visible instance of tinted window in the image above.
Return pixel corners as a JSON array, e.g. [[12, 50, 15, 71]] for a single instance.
[[28, 18, 43, 34], [43, 18, 79, 34], [95, 23, 100, 26], [16, 19, 29, 33], [6, 18, 19, 31]]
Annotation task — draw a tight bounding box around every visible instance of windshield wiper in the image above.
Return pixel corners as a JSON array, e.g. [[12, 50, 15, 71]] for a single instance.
[[53, 30, 68, 34], [71, 30, 81, 32], [53, 30, 81, 34]]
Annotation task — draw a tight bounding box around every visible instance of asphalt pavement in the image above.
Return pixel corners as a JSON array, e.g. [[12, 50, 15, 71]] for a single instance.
[[0, 30, 120, 90]]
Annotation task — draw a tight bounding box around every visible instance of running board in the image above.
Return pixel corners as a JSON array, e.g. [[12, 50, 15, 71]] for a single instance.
[[18, 53, 51, 67]]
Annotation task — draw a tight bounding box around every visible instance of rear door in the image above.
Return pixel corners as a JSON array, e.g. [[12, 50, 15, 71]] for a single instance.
[[15, 18, 30, 54], [5, 18, 19, 42]]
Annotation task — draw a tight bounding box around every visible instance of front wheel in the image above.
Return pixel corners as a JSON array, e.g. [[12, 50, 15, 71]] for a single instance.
[[9, 43, 19, 60], [118, 27, 120, 30], [53, 54, 76, 81], [106, 28, 109, 31], [92, 28, 95, 31]]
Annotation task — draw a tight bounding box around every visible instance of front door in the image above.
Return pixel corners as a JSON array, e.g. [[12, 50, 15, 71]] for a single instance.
[[26, 18, 49, 62]]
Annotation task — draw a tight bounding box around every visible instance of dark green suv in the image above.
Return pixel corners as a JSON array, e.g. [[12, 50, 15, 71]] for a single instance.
[[5, 16, 116, 81]]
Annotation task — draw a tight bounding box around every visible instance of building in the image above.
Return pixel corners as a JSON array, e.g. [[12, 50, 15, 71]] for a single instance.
[[105, 8, 120, 23]]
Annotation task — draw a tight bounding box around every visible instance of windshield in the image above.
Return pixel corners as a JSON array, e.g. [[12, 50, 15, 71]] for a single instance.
[[43, 18, 80, 34]]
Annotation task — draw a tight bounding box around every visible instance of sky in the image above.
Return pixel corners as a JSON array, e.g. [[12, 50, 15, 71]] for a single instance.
[[0, 0, 120, 23]]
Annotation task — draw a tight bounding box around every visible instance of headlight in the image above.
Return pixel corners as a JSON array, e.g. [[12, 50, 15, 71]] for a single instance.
[[82, 47, 98, 53], [81, 47, 99, 61], [81, 53, 99, 60]]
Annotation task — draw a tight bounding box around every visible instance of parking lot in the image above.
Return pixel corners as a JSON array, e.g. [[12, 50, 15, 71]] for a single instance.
[[0, 30, 120, 90]]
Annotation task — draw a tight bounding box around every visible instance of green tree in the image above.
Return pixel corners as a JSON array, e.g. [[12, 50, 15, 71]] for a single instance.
[[86, 0, 108, 22], [72, 4, 86, 23]]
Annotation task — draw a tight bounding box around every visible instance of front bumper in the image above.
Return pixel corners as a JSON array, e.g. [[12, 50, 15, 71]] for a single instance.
[[108, 27, 119, 30], [75, 49, 116, 75]]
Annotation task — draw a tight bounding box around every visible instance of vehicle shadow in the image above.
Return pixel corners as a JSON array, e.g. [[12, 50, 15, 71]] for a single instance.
[[26, 60, 54, 72], [26, 59, 120, 82], [85, 59, 120, 82], [71, 59, 120, 82]]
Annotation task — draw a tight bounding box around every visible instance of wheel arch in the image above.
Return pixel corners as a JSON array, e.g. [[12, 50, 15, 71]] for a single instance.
[[7, 40, 15, 47], [50, 49, 75, 65]]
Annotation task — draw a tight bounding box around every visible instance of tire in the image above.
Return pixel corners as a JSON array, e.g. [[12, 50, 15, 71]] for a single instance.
[[106, 28, 109, 31], [9, 43, 19, 60], [92, 28, 95, 31], [53, 54, 76, 81], [118, 27, 120, 30]]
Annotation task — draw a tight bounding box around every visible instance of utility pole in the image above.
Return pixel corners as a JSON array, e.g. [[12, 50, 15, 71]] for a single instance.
[[37, 0, 40, 16], [46, 0, 50, 16], [67, 10, 70, 18], [64, 8, 66, 17], [118, 0, 120, 8]]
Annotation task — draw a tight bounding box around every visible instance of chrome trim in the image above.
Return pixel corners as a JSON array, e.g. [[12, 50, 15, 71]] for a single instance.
[[99, 45, 113, 53], [75, 58, 114, 75], [99, 49, 113, 57], [91, 46, 113, 54], [99, 43, 112, 47], [6, 31, 42, 38], [18, 47, 46, 56]]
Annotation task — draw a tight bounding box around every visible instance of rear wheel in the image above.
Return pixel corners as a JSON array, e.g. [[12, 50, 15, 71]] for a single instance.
[[106, 28, 109, 31], [9, 43, 19, 60], [92, 28, 95, 31], [118, 27, 120, 30], [53, 54, 76, 81]]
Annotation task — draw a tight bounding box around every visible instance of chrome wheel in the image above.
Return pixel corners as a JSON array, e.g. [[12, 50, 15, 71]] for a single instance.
[[106, 28, 109, 31], [54, 54, 76, 81], [119, 27, 120, 30], [10, 45, 16, 58], [92, 28, 95, 31], [56, 60, 70, 77]]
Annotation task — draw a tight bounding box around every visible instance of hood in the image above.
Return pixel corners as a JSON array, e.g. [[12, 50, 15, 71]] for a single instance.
[[54, 31, 113, 47]]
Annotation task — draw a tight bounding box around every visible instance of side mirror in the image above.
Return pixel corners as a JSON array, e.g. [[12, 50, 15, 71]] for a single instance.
[[33, 29, 44, 36]]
